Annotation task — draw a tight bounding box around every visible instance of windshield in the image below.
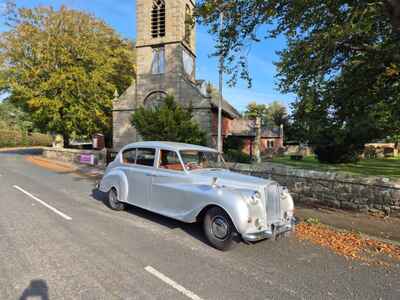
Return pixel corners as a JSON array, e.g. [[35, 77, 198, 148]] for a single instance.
[[179, 150, 226, 171]]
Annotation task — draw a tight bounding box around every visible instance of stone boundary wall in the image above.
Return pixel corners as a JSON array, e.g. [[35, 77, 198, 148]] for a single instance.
[[42, 147, 107, 168], [227, 162, 400, 217]]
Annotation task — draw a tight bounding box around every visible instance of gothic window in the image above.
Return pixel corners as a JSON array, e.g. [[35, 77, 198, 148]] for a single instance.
[[152, 47, 165, 74], [184, 5, 192, 44], [151, 0, 166, 38]]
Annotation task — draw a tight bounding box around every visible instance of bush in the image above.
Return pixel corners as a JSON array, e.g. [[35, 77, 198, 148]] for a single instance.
[[132, 95, 207, 145], [225, 149, 252, 164], [314, 144, 363, 164], [28, 133, 53, 146], [0, 130, 52, 148]]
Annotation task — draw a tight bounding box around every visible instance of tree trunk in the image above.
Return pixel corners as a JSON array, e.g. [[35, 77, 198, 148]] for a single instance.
[[385, 0, 400, 33], [63, 133, 70, 148]]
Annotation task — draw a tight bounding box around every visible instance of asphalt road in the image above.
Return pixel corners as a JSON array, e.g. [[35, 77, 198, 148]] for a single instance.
[[0, 152, 399, 300]]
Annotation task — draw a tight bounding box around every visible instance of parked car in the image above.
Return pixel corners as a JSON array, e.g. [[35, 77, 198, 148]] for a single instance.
[[99, 141, 295, 250]]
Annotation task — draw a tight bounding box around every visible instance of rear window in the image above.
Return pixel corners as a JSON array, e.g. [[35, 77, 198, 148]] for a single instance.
[[122, 148, 136, 164]]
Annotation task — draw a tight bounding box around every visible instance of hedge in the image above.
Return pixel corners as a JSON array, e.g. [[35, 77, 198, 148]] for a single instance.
[[0, 130, 52, 148]]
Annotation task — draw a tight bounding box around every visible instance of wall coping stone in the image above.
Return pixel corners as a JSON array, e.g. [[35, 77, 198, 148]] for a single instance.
[[227, 162, 400, 190]]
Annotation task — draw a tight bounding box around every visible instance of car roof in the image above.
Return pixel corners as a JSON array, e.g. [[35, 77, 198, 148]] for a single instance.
[[121, 141, 218, 153]]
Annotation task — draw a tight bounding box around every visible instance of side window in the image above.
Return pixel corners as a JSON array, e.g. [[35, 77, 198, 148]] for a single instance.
[[159, 150, 184, 171], [136, 148, 156, 167], [122, 148, 136, 164]]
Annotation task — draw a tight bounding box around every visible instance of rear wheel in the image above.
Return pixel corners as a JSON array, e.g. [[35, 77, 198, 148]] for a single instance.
[[107, 188, 125, 211], [203, 207, 238, 251]]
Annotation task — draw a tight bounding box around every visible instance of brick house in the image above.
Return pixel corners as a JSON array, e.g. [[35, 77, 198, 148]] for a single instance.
[[229, 118, 284, 157]]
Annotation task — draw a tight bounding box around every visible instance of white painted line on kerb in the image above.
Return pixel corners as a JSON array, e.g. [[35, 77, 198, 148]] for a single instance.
[[13, 185, 72, 221], [145, 266, 203, 300]]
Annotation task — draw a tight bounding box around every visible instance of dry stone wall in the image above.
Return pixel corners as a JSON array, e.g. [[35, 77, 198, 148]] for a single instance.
[[228, 162, 400, 217], [42, 148, 107, 168]]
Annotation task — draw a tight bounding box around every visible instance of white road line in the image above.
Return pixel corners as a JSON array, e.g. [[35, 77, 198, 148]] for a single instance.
[[13, 185, 72, 221], [145, 266, 203, 300]]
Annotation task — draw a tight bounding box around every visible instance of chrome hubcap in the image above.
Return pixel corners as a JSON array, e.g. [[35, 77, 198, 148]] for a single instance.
[[211, 216, 229, 240], [110, 190, 118, 205]]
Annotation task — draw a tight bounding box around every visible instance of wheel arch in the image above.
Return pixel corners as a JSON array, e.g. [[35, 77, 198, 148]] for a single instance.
[[196, 204, 240, 233]]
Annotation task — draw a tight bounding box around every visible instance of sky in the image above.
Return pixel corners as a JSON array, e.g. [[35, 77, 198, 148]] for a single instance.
[[0, 0, 295, 112]]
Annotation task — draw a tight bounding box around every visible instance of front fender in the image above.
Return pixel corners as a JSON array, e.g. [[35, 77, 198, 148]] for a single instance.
[[185, 186, 251, 234], [99, 169, 129, 203]]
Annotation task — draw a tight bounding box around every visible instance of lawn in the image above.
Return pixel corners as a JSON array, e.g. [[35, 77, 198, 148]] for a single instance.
[[269, 155, 400, 179]]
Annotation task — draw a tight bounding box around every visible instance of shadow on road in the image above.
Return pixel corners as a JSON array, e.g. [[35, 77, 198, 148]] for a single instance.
[[91, 188, 210, 246], [0, 148, 43, 156], [19, 279, 49, 300]]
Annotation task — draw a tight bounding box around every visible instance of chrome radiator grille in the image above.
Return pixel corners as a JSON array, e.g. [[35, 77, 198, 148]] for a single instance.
[[265, 184, 282, 225]]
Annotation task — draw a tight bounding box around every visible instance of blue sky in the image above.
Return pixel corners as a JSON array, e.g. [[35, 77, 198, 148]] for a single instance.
[[1, 0, 295, 112]]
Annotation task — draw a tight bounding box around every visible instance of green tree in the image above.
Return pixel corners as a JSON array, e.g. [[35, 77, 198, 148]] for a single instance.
[[244, 102, 268, 123], [132, 95, 207, 145], [197, 0, 400, 163], [0, 4, 136, 146], [266, 101, 288, 128], [244, 101, 288, 127], [0, 100, 32, 131]]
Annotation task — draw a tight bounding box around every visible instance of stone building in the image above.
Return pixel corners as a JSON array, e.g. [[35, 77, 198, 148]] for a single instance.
[[113, 0, 240, 150]]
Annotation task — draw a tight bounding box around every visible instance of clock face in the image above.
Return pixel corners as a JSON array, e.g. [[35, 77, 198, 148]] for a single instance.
[[182, 49, 194, 76]]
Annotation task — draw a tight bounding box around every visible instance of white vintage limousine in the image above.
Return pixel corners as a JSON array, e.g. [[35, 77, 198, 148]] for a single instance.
[[99, 141, 295, 250]]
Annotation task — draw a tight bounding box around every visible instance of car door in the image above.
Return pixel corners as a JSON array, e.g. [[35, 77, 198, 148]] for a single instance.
[[121, 147, 156, 209], [150, 149, 192, 219]]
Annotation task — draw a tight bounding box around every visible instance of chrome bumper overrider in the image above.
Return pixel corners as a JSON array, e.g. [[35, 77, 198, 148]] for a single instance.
[[242, 218, 296, 242]]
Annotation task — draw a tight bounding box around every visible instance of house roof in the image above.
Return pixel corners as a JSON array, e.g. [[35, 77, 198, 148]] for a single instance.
[[230, 118, 282, 138]]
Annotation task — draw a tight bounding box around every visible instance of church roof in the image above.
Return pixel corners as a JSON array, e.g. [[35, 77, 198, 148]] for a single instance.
[[207, 86, 241, 119]]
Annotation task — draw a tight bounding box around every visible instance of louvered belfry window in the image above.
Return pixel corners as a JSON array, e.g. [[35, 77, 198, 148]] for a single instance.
[[151, 0, 166, 38]]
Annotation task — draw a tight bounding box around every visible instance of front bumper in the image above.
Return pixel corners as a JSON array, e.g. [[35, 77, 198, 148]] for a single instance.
[[242, 218, 296, 242]]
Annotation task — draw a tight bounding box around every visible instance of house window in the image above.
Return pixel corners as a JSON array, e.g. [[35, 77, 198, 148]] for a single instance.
[[267, 140, 275, 149], [152, 47, 165, 74], [151, 0, 166, 38], [184, 5, 192, 45]]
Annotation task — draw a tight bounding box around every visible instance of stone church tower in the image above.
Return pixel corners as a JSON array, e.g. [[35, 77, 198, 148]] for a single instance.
[[113, 0, 239, 150]]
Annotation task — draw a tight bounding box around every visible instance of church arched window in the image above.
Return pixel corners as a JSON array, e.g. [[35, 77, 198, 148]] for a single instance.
[[144, 91, 167, 109], [151, 0, 166, 38]]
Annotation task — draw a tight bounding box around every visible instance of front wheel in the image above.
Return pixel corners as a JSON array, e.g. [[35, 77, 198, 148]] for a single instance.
[[203, 207, 238, 251], [106, 188, 125, 211]]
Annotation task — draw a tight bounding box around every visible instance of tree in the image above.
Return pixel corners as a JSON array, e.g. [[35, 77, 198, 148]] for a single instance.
[[0, 100, 32, 131], [244, 101, 288, 128], [0, 4, 136, 146], [131, 95, 207, 145], [197, 0, 400, 163], [244, 102, 268, 124], [266, 101, 288, 128]]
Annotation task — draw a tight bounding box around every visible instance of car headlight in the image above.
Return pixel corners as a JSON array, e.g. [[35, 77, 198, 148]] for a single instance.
[[249, 191, 261, 205]]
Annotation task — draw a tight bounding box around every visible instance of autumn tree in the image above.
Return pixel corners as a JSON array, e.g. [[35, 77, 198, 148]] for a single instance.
[[197, 0, 400, 163], [132, 95, 207, 146], [0, 4, 136, 146]]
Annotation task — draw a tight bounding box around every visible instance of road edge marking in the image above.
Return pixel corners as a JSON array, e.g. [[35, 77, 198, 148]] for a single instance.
[[13, 185, 72, 221], [144, 266, 203, 300]]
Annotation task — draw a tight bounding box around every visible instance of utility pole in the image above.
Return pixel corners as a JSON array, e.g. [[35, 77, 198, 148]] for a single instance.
[[217, 11, 224, 155]]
